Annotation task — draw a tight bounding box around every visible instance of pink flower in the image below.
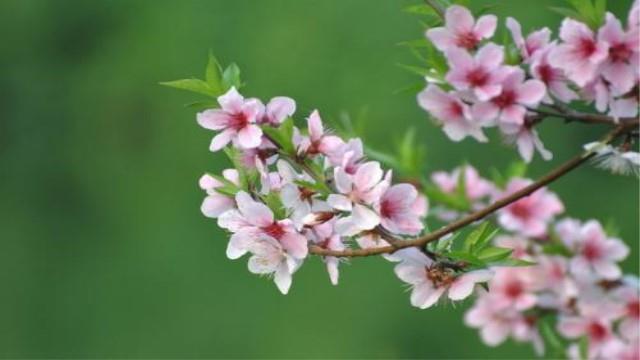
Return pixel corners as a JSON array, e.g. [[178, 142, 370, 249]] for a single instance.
[[278, 160, 331, 229], [259, 96, 296, 126], [488, 267, 538, 311], [503, 125, 553, 163], [612, 281, 640, 340], [199, 169, 239, 218], [598, 13, 640, 96], [245, 237, 302, 294], [305, 220, 345, 285], [557, 219, 629, 280], [197, 87, 265, 151], [472, 67, 546, 128], [330, 138, 365, 174], [417, 85, 488, 142], [557, 299, 624, 357], [431, 165, 494, 201], [497, 178, 564, 238], [218, 191, 308, 262], [506, 17, 551, 62], [297, 110, 345, 158], [327, 162, 388, 236], [549, 18, 609, 86], [530, 44, 579, 103], [394, 251, 493, 309], [445, 43, 512, 101], [465, 294, 543, 352], [426, 5, 497, 51], [376, 183, 425, 235]]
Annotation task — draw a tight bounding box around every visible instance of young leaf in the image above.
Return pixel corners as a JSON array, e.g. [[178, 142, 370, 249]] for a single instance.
[[539, 319, 566, 357], [490, 258, 537, 267], [477, 246, 513, 263], [222, 63, 242, 90], [159, 79, 218, 97], [205, 52, 223, 94], [446, 251, 486, 267]]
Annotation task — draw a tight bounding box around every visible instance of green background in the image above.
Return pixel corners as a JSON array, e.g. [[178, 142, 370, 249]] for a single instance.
[[0, 0, 636, 358]]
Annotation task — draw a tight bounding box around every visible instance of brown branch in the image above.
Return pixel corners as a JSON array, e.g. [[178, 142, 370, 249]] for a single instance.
[[310, 121, 638, 258], [529, 108, 637, 125]]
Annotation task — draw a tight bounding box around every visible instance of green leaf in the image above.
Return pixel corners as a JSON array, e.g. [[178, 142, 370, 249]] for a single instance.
[[403, 3, 435, 15], [505, 161, 528, 179], [365, 146, 403, 170], [223, 147, 251, 190], [477, 246, 513, 262], [205, 52, 223, 94], [463, 222, 498, 253], [184, 100, 218, 111], [446, 251, 486, 267], [539, 319, 566, 357], [594, 0, 606, 21], [261, 191, 286, 219], [294, 179, 330, 197], [549, 6, 586, 22], [491, 258, 537, 267], [397, 63, 430, 77], [579, 336, 589, 360], [261, 118, 295, 155], [159, 78, 218, 97], [222, 63, 242, 90]]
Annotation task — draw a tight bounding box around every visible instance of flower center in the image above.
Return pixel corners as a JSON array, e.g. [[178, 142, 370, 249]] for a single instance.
[[609, 42, 632, 63], [582, 241, 602, 261], [492, 89, 517, 109], [627, 300, 640, 318], [509, 200, 532, 219], [426, 266, 455, 288], [537, 64, 555, 84], [229, 112, 249, 130], [298, 186, 316, 202], [263, 222, 286, 240], [505, 280, 523, 298], [578, 37, 597, 58], [448, 101, 465, 118], [456, 31, 479, 50], [467, 67, 490, 87], [380, 199, 398, 219], [588, 322, 608, 342]]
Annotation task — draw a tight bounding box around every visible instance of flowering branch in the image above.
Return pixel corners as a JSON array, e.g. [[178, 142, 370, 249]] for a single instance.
[[309, 119, 638, 258], [163, 1, 640, 357]]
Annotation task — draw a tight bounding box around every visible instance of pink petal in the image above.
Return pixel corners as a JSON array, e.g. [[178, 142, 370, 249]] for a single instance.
[[472, 101, 500, 123], [197, 109, 230, 130], [500, 105, 526, 125], [236, 124, 263, 149], [474, 15, 497, 39], [445, 5, 474, 34], [327, 194, 353, 212], [352, 204, 380, 231], [201, 194, 235, 218], [481, 322, 510, 346], [334, 167, 353, 194], [593, 261, 622, 280], [217, 87, 244, 112], [266, 96, 296, 124], [395, 263, 427, 285], [274, 262, 292, 294], [426, 27, 456, 51], [210, 129, 235, 152], [557, 317, 587, 338], [217, 209, 248, 232], [235, 191, 273, 227], [506, 17, 525, 49], [476, 43, 504, 70], [517, 80, 546, 106], [307, 110, 324, 140], [280, 232, 308, 259], [446, 47, 474, 71], [354, 161, 383, 192]]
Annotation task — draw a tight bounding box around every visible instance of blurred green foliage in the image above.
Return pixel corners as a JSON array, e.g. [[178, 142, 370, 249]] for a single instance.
[[0, 0, 636, 358]]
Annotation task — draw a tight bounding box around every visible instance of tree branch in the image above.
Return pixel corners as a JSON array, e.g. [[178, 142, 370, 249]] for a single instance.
[[309, 120, 638, 258], [528, 107, 637, 125]]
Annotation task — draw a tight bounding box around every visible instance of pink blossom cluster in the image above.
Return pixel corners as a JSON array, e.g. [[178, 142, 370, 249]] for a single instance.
[[426, 165, 637, 358], [197, 87, 427, 294], [418, 2, 639, 163]]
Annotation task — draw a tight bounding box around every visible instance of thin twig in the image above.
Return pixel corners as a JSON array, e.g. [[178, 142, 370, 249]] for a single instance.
[[528, 107, 637, 125], [309, 121, 638, 258]]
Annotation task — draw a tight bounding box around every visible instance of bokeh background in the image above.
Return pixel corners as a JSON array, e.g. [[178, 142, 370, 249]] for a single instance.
[[0, 0, 637, 358]]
